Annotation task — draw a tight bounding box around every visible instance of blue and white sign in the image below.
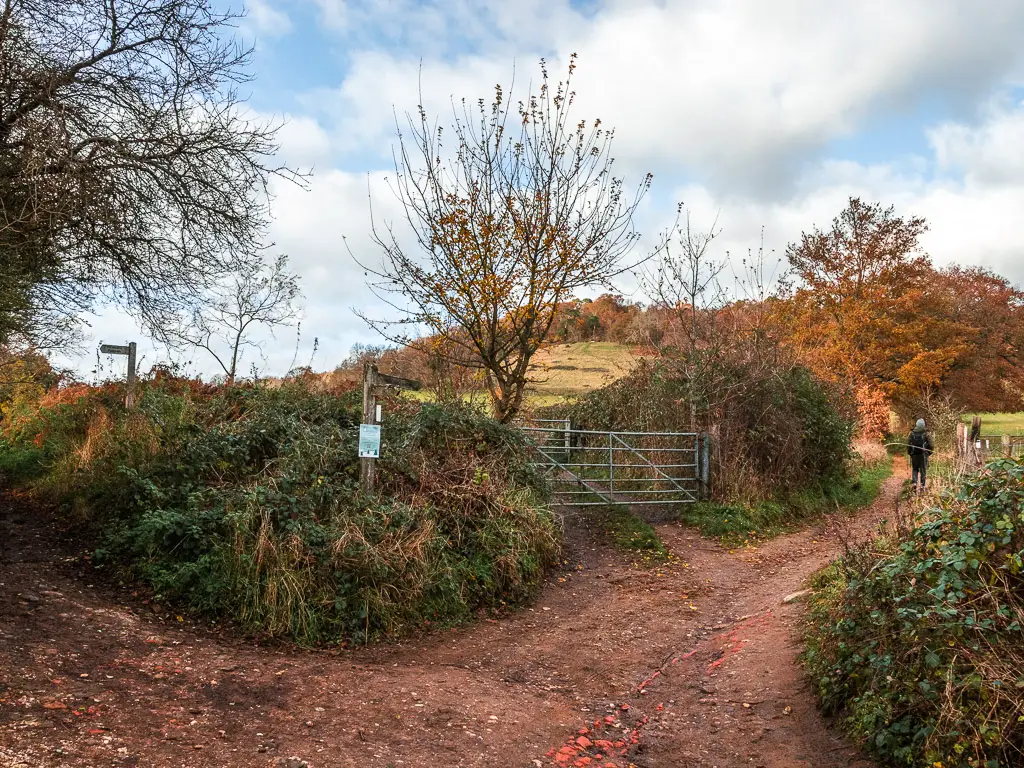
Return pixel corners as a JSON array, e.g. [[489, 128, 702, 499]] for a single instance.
[[358, 424, 381, 458]]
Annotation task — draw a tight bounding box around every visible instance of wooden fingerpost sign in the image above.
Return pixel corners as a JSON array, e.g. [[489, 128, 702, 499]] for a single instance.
[[100, 341, 138, 409], [359, 363, 421, 494]]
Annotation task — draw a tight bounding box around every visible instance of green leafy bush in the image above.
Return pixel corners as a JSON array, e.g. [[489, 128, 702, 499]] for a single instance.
[[0, 379, 559, 645], [804, 459, 1024, 767]]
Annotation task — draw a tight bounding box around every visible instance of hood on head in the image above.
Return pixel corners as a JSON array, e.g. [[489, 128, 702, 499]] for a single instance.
[[914, 418, 926, 432]]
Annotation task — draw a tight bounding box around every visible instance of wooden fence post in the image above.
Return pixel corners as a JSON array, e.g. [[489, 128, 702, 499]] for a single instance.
[[359, 364, 421, 495], [360, 364, 379, 493], [970, 416, 983, 467]]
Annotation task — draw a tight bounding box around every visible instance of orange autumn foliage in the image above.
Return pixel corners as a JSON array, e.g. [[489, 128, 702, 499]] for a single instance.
[[783, 197, 1024, 415], [855, 385, 892, 441]]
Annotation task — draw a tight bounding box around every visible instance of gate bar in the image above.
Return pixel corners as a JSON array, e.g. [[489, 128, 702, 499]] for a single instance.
[[522, 428, 700, 438]]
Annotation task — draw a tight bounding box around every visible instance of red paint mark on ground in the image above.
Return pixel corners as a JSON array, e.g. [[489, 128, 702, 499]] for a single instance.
[[542, 706, 650, 767], [635, 647, 698, 693], [708, 610, 773, 671]]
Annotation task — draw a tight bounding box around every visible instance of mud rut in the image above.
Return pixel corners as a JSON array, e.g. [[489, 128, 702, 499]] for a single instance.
[[0, 471, 902, 768]]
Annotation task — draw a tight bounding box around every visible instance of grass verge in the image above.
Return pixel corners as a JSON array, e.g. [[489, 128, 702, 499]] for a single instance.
[[594, 504, 667, 559], [677, 460, 892, 544]]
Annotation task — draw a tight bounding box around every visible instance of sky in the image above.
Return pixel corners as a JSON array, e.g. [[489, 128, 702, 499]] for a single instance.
[[69, 0, 1024, 381]]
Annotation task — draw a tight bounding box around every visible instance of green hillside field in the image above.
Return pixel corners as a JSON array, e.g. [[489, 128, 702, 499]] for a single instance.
[[525, 342, 644, 403], [399, 342, 644, 408], [962, 412, 1024, 434]]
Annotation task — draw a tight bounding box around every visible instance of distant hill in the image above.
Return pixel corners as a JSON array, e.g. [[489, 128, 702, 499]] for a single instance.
[[525, 342, 646, 405], [327, 340, 650, 409]]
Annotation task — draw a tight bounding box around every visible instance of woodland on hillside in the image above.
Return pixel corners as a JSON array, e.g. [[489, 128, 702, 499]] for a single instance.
[[346, 198, 1024, 434]]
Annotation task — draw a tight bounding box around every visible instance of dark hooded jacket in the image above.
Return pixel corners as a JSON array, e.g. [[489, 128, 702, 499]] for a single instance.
[[907, 425, 934, 467]]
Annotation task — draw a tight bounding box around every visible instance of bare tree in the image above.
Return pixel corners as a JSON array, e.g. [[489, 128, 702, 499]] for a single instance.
[[640, 207, 724, 427], [354, 56, 651, 422], [0, 0, 303, 348], [643, 206, 725, 358], [730, 228, 787, 366], [160, 254, 300, 384]]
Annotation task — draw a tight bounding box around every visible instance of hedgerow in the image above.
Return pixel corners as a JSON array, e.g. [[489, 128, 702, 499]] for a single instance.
[[539, 358, 855, 499], [803, 459, 1024, 767], [0, 378, 559, 645]]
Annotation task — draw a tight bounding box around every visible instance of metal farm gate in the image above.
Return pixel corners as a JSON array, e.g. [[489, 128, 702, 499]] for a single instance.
[[522, 420, 710, 507]]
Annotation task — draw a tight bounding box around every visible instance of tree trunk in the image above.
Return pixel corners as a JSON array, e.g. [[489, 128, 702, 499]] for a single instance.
[[486, 372, 527, 423]]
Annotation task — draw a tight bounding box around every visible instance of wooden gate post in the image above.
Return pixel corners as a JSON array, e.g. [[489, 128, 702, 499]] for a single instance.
[[698, 431, 711, 500]]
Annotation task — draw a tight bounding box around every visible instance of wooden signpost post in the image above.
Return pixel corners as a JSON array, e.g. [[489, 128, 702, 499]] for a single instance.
[[100, 341, 137, 409], [359, 363, 421, 493]]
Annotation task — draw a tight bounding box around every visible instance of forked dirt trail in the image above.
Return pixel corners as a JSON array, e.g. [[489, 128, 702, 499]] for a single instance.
[[0, 471, 902, 768]]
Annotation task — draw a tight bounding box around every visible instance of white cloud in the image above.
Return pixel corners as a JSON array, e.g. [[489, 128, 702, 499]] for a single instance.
[[317, 0, 1024, 194], [917, 184, 1024, 281], [246, 0, 293, 37], [656, 124, 1024, 292], [311, 0, 346, 30], [274, 114, 334, 169], [265, 168, 415, 366], [929, 96, 1024, 186]]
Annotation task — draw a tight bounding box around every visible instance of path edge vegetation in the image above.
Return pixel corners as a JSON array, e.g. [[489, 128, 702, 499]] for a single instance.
[[589, 455, 889, 564], [802, 458, 1024, 768], [678, 456, 892, 544], [0, 377, 561, 646]]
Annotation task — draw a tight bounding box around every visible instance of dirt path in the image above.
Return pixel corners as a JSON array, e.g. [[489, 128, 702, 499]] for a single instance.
[[0, 471, 902, 768]]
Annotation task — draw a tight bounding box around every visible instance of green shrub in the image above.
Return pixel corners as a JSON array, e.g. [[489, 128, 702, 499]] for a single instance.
[[2, 379, 559, 645], [804, 459, 1024, 767]]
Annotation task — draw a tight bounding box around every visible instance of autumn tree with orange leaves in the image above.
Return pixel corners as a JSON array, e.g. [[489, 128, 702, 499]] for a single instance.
[[784, 197, 1024, 422], [925, 265, 1024, 412], [356, 56, 651, 422]]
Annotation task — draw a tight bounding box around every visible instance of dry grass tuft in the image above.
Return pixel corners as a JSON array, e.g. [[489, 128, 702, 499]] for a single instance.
[[851, 438, 888, 467]]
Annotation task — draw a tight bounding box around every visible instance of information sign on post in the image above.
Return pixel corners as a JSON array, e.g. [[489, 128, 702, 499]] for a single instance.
[[359, 363, 421, 494], [358, 424, 381, 458]]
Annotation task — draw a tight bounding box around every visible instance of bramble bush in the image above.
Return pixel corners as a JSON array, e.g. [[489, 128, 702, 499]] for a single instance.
[[0, 377, 559, 645], [804, 459, 1024, 767]]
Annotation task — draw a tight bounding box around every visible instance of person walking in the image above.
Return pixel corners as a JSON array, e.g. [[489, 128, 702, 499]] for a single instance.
[[907, 418, 934, 493]]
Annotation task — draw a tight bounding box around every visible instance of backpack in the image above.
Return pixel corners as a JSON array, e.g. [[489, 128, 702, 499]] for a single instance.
[[908, 430, 927, 456]]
